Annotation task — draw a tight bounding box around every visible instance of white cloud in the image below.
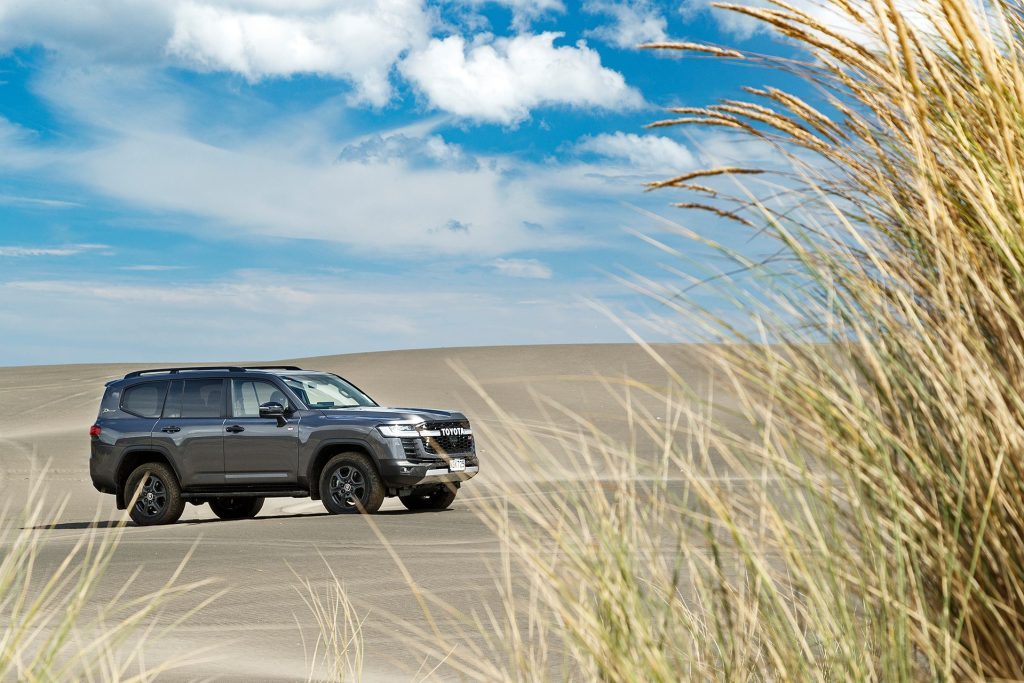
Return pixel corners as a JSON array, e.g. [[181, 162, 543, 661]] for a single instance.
[[585, 1, 667, 49], [492, 258, 552, 279], [0, 65, 670, 258], [0, 244, 109, 257], [0, 1, 645, 117], [167, 0, 430, 105], [69, 129, 575, 255], [574, 132, 694, 172], [0, 0, 432, 105], [400, 32, 644, 124]]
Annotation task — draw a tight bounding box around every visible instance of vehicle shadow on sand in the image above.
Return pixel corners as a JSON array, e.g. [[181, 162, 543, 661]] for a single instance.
[[25, 507, 444, 530]]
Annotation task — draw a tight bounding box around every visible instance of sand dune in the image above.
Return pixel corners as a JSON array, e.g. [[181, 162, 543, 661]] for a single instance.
[[0, 344, 718, 680]]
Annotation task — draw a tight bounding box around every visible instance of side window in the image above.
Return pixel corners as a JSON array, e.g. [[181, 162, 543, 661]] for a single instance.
[[231, 380, 287, 418], [99, 386, 121, 415], [121, 382, 168, 419], [180, 379, 225, 418]]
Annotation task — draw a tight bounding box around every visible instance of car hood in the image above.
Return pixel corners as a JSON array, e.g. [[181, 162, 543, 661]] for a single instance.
[[318, 406, 467, 423]]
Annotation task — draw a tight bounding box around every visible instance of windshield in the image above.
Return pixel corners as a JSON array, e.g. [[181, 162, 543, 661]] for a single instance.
[[282, 374, 376, 409]]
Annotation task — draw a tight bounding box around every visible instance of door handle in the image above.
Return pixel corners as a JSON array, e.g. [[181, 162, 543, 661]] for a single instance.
[[161, 426, 181, 433], [225, 425, 245, 434]]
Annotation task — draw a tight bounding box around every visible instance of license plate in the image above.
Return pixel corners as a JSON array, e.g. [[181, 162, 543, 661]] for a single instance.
[[449, 458, 466, 472]]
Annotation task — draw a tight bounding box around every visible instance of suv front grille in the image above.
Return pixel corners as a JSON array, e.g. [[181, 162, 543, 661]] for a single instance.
[[424, 434, 474, 454], [421, 420, 474, 455], [396, 421, 475, 457]]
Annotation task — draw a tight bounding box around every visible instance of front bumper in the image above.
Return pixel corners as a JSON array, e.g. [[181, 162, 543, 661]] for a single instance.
[[378, 431, 479, 488], [418, 465, 479, 483], [378, 458, 479, 488]]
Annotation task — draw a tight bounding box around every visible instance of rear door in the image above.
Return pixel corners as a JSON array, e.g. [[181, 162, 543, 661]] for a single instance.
[[223, 378, 299, 484], [152, 378, 227, 487]]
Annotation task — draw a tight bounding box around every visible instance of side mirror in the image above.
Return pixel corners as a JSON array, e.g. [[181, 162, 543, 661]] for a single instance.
[[259, 402, 287, 426]]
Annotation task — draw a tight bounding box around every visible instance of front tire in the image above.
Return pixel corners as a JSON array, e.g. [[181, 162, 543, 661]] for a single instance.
[[319, 453, 385, 514], [209, 497, 264, 520], [399, 485, 457, 511], [125, 462, 185, 526]]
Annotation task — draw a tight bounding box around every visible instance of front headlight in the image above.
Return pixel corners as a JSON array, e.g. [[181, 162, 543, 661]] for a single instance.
[[377, 423, 423, 438]]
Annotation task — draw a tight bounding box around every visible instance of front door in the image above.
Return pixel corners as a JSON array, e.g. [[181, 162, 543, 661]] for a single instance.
[[223, 378, 299, 484], [152, 378, 227, 487]]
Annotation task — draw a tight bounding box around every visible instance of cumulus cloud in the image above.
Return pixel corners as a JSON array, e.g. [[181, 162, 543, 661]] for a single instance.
[[492, 258, 552, 279], [0, 0, 432, 105], [574, 132, 694, 172], [400, 32, 644, 124], [0, 65, 663, 259], [0, 1, 647, 119], [167, 0, 430, 104], [584, 1, 667, 49]]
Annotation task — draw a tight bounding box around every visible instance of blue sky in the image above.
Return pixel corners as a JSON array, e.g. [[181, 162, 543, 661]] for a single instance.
[[0, 0, 800, 365]]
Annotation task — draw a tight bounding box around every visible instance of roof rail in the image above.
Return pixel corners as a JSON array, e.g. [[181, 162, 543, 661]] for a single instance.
[[242, 365, 304, 371], [124, 366, 246, 379]]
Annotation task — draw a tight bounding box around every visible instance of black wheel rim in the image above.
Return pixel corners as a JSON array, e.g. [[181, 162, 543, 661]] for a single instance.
[[134, 473, 167, 518], [329, 465, 366, 509]]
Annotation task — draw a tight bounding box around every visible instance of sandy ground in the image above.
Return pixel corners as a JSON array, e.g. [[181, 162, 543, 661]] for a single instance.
[[0, 344, 725, 681]]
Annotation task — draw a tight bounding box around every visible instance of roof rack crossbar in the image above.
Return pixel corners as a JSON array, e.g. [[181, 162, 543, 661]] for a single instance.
[[242, 365, 304, 371], [124, 366, 246, 379]]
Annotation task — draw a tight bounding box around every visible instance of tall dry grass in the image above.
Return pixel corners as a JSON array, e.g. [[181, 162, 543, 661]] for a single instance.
[[297, 560, 365, 682], [394, 0, 1024, 681], [0, 476, 216, 681]]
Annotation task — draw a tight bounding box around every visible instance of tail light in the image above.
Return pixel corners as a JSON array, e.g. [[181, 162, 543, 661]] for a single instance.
[[89, 424, 102, 438]]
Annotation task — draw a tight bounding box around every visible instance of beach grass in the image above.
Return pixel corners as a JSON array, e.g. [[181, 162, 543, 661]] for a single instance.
[[406, 1, 1024, 680], [0, 475, 216, 681]]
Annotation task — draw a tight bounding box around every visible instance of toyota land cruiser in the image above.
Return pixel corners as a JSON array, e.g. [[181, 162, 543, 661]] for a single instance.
[[89, 366, 479, 525]]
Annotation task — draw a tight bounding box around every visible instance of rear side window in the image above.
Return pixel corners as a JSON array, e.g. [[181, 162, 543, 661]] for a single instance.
[[177, 379, 225, 418], [99, 386, 121, 416], [121, 382, 168, 418]]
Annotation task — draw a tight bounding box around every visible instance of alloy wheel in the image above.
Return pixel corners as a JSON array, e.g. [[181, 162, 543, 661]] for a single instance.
[[329, 465, 366, 509], [134, 474, 167, 518]]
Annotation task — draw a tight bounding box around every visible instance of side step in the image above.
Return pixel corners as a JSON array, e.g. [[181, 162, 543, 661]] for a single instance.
[[182, 490, 308, 499]]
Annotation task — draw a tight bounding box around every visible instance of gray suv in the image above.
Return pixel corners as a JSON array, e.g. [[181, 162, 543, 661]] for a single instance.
[[89, 366, 479, 525]]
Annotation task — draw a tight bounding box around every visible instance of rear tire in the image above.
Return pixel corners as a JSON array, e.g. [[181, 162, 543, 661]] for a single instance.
[[125, 462, 185, 526], [209, 497, 264, 520], [399, 485, 457, 511], [319, 453, 385, 514]]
